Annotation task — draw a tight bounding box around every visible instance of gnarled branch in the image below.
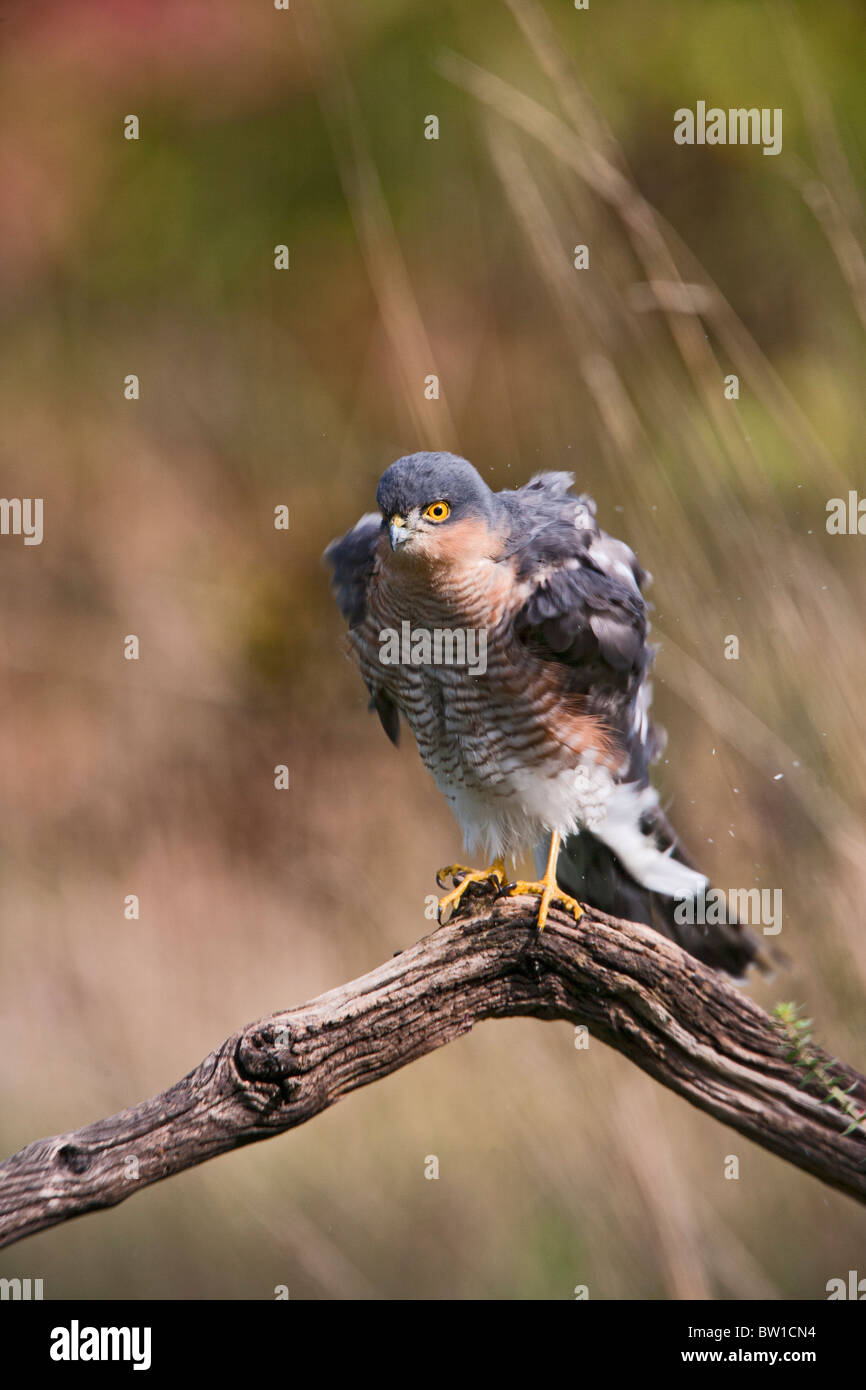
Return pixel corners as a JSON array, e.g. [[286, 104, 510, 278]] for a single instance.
[[1, 895, 865, 1248]]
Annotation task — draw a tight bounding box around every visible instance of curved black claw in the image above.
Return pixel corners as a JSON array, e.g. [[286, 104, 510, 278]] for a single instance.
[[435, 865, 470, 892]]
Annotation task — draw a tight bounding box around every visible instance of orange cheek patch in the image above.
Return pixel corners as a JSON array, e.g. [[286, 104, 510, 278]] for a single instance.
[[412, 515, 499, 565], [420, 518, 511, 600]]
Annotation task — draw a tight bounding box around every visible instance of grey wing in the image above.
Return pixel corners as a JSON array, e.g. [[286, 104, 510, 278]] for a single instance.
[[324, 513, 400, 746], [323, 512, 382, 628], [503, 476, 762, 974], [502, 473, 657, 782]]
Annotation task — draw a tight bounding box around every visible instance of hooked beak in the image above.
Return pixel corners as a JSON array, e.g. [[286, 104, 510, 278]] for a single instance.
[[389, 514, 410, 551]]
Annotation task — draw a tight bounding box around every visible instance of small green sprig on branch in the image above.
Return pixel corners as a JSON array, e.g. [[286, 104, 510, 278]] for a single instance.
[[773, 1001, 866, 1140]]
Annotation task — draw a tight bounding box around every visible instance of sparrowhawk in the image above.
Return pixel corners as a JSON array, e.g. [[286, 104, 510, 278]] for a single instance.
[[325, 451, 758, 976]]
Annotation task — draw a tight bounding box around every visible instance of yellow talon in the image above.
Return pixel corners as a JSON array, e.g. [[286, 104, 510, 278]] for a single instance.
[[502, 831, 584, 931], [436, 834, 584, 931], [437, 859, 506, 921], [503, 879, 583, 931]]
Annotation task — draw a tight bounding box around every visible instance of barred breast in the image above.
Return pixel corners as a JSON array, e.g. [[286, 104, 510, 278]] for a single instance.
[[352, 535, 616, 859]]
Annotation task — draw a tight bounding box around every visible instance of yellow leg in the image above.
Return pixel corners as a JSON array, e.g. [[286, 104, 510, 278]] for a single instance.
[[502, 831, 583, 931], [437, 858, 506, 922]]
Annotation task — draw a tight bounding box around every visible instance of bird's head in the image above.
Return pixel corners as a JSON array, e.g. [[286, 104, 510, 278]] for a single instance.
[[376, 452, 498, 560]]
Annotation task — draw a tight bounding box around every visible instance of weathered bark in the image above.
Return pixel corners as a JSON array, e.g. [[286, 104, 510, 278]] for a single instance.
[[1, 894, 864, 1249]]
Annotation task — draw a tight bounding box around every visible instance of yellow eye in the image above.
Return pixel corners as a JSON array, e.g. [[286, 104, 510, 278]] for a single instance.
[[424, 500, 450, 522]]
